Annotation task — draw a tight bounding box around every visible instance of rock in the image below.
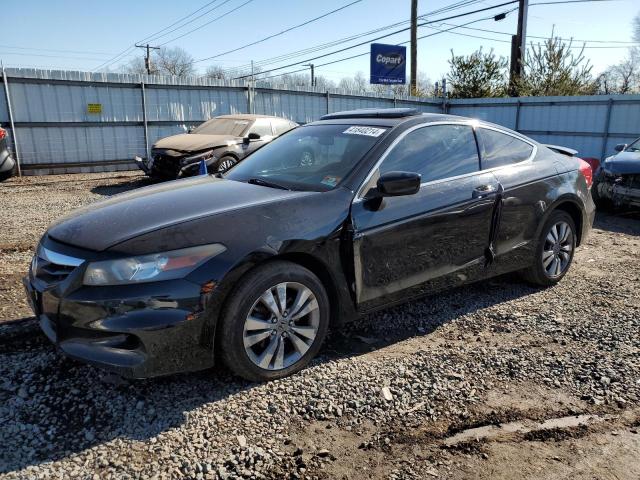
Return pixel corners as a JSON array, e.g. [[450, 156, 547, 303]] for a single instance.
[[237, 435, 247, 448], [381, 387, 394, 401]]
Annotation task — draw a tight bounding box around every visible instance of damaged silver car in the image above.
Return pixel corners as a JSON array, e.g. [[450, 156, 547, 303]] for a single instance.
[[593, 137, 640, 209]]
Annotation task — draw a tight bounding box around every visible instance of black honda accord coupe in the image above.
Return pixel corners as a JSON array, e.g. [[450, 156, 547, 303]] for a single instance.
[[24, 108, 595, 381]]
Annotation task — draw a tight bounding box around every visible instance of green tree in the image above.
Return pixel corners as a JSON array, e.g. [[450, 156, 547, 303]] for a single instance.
[[516, 37, 597, 96], [446, 48, 508, 99]]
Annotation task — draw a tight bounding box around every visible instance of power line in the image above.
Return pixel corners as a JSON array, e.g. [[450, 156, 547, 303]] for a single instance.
[[93, 0, 226, 71], [157, 0, 257, 47], [425, 24, 635, 49], [529, 0, 621, 5], [440, 23, 640, 44], [192, 0, 362, 64], [201, 0, 510, 73], [233, 0, 522, 79], [256, 15, 503, 81]]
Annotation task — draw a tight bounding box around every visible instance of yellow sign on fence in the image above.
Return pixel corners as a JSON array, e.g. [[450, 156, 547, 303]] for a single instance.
[[87, 103, 102, 114]]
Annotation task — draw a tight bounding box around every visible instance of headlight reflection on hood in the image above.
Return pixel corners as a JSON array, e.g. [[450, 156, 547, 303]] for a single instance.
[[83, 244, 226, 286]]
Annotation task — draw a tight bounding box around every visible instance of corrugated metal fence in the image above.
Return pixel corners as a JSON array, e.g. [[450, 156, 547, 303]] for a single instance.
[[1, 68, 639, 175]]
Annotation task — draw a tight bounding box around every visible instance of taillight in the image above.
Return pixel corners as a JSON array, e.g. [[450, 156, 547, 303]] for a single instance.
[[578, 158, 593, 189], [0, 128, 6, 141], [582, 157, 600, 174]]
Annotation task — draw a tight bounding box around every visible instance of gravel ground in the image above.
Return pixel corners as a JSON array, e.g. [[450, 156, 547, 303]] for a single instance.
[[0, 172, 639, 479]]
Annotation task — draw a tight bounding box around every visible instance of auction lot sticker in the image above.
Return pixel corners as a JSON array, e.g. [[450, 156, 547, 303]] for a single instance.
[[343, 126, 386, 137]]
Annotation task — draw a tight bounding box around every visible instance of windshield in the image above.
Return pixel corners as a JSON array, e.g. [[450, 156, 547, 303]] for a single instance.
[[626, 138, 640, 152], [225, 124, 387, 191], [192, 118, 250, 136]]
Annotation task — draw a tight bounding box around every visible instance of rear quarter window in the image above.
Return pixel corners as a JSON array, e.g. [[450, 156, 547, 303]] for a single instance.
[[477, 127, 534, 169]]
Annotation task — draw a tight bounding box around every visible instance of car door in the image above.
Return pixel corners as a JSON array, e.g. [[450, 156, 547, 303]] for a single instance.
[[350, 123, 502, 312], [474, 126, 556, 273]]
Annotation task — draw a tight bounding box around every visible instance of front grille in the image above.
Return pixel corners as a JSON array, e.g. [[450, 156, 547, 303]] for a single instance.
[[152, 152, 181, 177], [36, 258, 76, 284], [620, 175, 640, 189], [33, 246, 84, 286]]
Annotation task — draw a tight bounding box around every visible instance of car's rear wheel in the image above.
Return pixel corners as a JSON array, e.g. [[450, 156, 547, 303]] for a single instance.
[[217, 156, 237, 173], [521, 210, 576, 286], [218, 261, 329, 381]]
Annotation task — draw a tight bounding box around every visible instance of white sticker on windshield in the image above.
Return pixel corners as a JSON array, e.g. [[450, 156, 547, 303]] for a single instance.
[[343, 126, 386, 137]]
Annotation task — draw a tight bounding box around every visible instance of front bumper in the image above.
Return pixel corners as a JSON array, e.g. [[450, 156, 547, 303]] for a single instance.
[[23, 246, 218, 378], [134, 155, 151, 175], [596, 176, 640, 208]]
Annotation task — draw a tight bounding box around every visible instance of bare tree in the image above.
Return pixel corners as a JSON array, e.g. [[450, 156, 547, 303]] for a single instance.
[[126, 47, 195, 76], [205, 65, 229, 80], [338, 71, 368, 93], [155, 47, 195, 76], [634, 11, 640, 43], [597, 49, 640, 94]]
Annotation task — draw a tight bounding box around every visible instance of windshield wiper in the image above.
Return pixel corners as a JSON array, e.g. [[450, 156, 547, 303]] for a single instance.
[[247, 177, 290, 190]]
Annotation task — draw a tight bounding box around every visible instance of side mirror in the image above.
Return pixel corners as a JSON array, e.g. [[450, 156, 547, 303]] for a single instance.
[[244, 132, 261, 144], [376, 171, 421, 197], [614, 143, 627, 152]]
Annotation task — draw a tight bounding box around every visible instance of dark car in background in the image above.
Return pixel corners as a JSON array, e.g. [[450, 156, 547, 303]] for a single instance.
[[592, 137, 640, 209], [136, 114, 298, 179], [24, 108, 595, 382], [0, 127, 16, 181]]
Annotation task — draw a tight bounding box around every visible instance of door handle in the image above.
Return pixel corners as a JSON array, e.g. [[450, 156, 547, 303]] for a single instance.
[[472, 184, 497, 199]]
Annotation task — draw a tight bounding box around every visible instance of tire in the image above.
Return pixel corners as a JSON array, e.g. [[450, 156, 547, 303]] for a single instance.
[[216, 156, 237, 173], [218, 261, 330, 381], [521, 210, 576, 286], [0, 170, 13, 182], [591, 178, 612, 210]]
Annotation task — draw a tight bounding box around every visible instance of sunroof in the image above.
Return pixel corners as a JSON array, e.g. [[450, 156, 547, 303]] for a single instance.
[[320, 108, 419, 120]]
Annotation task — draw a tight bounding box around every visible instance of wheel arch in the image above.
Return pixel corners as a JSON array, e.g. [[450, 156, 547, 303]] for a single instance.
[[208, 249, 351, 355], [548, 198, 584, 246], [272, 252, 343, 329]]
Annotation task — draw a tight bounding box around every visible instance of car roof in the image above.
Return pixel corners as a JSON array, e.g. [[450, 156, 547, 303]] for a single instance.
[[214, 114, 289, 121], [307, 109, 473, 128]]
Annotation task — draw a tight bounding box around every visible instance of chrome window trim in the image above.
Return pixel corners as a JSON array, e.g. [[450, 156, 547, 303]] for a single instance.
[[353, 121, 537, 202], [38, 246, 84, 267]]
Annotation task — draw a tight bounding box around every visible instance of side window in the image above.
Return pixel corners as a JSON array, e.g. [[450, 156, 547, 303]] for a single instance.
[[379, 124, 479, 183], [477, 128, 534, 169], [249, 119, 273, 137]]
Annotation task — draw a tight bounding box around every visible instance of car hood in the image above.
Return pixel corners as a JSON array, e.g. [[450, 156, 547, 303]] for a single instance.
[[47, 176, 310, 252], [153, 133, 241, 153], [602, 150, 640, 175]]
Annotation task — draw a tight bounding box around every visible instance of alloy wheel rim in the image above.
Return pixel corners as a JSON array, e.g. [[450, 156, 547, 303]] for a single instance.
[[243, 282, 320, 371], [218, 159, 235, 172], [542, 221, 573, 277]]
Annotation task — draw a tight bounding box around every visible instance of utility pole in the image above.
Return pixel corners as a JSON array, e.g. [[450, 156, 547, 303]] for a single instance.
[[304, 63, 315, 87], [410, 0, 418, 96], [509, 0, 529, 95], [135, 44, 160, 75]]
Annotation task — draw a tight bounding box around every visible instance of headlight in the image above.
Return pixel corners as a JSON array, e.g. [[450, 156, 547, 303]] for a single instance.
[[83, 244, 226, 286], [181, 150, 216, 166]]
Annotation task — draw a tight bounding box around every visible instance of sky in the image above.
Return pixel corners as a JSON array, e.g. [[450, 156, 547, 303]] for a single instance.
[[2, 0, 639, 85]]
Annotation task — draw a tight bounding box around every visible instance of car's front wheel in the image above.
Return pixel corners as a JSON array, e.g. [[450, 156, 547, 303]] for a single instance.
[[217, 156, 237, 173], [218, 261, 329, 381], [521, 210, 576, 286]]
